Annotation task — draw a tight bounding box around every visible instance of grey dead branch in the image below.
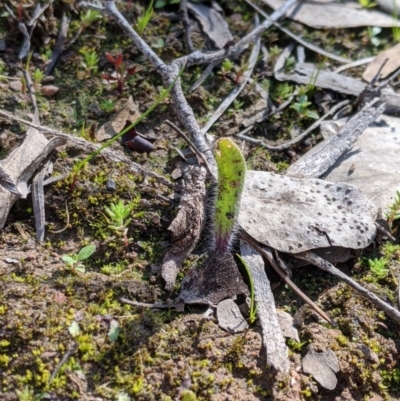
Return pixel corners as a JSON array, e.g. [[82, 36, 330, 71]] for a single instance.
[[261, 0, 398, 28]]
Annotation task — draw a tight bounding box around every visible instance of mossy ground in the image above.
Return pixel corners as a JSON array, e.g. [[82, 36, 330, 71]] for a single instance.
[[1, 1, 400, 400]]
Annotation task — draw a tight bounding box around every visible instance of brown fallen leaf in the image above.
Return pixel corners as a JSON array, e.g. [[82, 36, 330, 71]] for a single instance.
[[41, 85, 59, 97], [363, 43, 400, 82], [95, 96, 140, 141]]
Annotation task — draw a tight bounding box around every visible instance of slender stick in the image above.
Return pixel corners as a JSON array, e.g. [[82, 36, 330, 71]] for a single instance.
[[297, 251, 400, 324]]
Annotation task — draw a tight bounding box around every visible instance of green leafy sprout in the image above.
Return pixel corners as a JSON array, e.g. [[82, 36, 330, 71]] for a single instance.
[[81, 52, 99, 74], [368, 258, 389, 279], [237, 254, 257, 324], [136, 0, 154, 35], [80, 9, 102, 29], [62, 244, 96, 273], [387, 190, 400, 229], [291, 95, 319, 119], [105, 201, 132, 247]]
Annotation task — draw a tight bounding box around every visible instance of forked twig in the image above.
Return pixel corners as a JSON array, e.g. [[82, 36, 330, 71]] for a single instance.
[[164, 120, 216, 181]]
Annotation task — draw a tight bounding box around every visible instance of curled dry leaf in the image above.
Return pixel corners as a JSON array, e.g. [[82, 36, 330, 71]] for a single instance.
[[186, 2, 233, 49]]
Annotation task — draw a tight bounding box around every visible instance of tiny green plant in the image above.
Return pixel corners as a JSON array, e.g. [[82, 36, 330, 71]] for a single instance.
[[393, 10, 400, 41], [358, 0, 376, 8], [272, 82, 293, 104], [219, 58, 234, 80], [136, 0, 154, 35], [368, 257, 389, 279], [291, 95, 319, 119], [81, 52, 99, 74], [233, 59, 250, 84], [32, 68, 45, 86], [214, 138, 246, 253], [105, 201, 132, 247], [103, 52, 140, 95], [387, 190, 400, 229], [237, 254, 257, 324], [367, 26, 381, 47], [80, 9, 102, 29], [284, 56, 296, 72], [62, 244, 96, 273], [100, 99, 116, 113]]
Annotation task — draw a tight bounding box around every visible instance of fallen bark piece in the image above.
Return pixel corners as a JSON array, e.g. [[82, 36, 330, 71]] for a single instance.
[[239, 170, 378, 253], [95, 96, 140, 141], [324, 114, 400, 214], [178, 251, 249, 305], [286, 100, 386, 178], [240, 241, 290, 373], [261, 0, 397, 28], [302, 345, 339, 390], [363, 43, 400, 83], [161, 165, 207, 290], [376, 0, 400, 14], [216, 299, 248, 333], [276, 310, 299, 342], [187, 2, 233, 49], [0, 123, 66, 229], [0, 166, 20, 195]]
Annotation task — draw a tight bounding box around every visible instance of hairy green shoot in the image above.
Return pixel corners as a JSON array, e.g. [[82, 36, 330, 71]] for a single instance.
[[214, 138, 246, 253]]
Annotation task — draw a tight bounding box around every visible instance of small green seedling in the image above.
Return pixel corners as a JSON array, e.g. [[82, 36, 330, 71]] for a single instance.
[[272, 82, 293, 104], [81, 52, 99, 74], [105, 201, 132, 247], [32, 68, 45, 87], [214, 138, 246, 253], [368, 258, 389, 279], [80, 9, 102, 29], [62, 244, 96, 273], [387, 190, 400, 229], [291, 95, 319, 119], [100, 99, 116, 113], [219, 58, 234, 80], [136, 0, 154, 35], [358, 0, 376, 8], [237, 254, 257, 324], [367, 26, 382, 47]]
